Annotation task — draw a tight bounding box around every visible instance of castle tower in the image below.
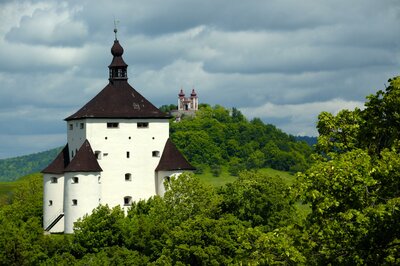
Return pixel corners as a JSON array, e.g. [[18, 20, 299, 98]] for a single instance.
[[42, 29, 195, 233]]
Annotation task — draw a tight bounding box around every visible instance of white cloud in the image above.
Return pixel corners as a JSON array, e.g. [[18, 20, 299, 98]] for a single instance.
[[240, 99, 365, 136], [5, 2, 87, 46]]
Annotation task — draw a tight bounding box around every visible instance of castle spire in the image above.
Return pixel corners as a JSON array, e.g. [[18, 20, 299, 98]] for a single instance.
[[108, 24, 128, 82]]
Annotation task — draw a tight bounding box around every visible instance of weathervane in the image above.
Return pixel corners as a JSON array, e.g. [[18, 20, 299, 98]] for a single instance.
[[114, 19, 120, 40]]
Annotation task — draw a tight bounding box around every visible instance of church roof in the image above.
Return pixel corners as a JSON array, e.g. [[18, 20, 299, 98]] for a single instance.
[[65, 81, 170, 120], [64, 140, 102, 173], [155, 138, 196, 171], [42, 144, 70, 174]]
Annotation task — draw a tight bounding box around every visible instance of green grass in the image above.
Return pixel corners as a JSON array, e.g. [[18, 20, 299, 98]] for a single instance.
[[196, 167, 295, 187]]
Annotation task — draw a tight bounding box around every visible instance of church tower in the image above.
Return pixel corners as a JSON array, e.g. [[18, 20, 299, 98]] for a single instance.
[[42, 29, 195, 234]]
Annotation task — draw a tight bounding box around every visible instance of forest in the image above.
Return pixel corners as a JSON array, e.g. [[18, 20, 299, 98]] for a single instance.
[[0, 76, 400, 265]]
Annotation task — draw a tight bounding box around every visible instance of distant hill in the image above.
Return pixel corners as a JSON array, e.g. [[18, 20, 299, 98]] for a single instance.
[[295, 136, 317, 147], [0, 147, 62, 182]]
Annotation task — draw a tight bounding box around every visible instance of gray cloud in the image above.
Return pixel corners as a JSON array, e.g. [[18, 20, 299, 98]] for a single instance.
[[0, 0, 399, 159]]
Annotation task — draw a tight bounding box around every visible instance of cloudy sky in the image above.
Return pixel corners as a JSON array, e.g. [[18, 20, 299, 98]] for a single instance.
[[0, 0, 399, 159]]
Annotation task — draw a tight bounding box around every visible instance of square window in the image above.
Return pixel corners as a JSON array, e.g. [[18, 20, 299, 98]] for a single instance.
[[50, 177, 58, 183], [72, 177, 79, 184], [137, 122, 149, 128], [124, 196, 132, 206], [152, 151, 160, 157], [125, 173, 132, 181], [72, 199, 78, 206], [107, 122, 119, 128]]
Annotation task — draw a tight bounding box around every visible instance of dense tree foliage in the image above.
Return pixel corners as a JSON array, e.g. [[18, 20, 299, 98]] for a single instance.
[[171, 105, 313, 173]]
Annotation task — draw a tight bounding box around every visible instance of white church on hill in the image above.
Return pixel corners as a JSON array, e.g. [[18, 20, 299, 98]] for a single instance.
[[42, 31, 195, 234]]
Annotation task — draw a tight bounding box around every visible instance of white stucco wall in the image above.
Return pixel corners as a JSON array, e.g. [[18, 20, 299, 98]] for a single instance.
[[63, 172, 100, 234], [63, 118, 169, 231], [156, 170, 185, 197], [43, 173, 65, 233]]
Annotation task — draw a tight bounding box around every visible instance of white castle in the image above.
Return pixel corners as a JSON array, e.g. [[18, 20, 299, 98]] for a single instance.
[[42, 32, 195, 234]]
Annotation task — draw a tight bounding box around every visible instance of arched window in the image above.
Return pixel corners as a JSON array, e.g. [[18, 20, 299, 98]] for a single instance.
[[124, 196, 132, 206], [125, 173, 132, 181], [72, 177, 79, 184]]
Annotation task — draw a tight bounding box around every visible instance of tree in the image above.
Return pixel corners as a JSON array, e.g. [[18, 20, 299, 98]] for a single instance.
[[297, 76, 400, 264], [73, 205, 125, 256], [219, 171, 295, 229]]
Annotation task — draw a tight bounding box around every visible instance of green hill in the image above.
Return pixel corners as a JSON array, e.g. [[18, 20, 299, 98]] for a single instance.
[[0, 147, 62, 182]]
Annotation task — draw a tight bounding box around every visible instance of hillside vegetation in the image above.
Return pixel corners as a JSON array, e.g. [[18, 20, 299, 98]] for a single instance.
[[0, 147, 62, 182], [171, 104, 313, 175]]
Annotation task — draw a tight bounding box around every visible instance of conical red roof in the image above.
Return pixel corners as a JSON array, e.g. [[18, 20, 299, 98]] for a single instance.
[[155, 138, 196, 171], [42, 144, 70, 174], [64, 140, 102, 172]]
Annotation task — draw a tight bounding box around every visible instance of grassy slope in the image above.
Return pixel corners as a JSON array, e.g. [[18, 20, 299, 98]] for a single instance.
[[196, 166, 295, 187]]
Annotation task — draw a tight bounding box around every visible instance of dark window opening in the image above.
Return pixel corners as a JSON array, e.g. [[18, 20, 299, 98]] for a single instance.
[[72, 199, 78, 206], [107, 122, 119, 128], [125, 173, 132, 181], [72, 177, 79, 184], [49, 200, 53, 206], [152, 151, 160, 157], [124, 196, 132, 206], [50, 177, 58, 183], [137, 122, 149, 128], [126, 151, 130, 158], [80, 123, 84, 129]]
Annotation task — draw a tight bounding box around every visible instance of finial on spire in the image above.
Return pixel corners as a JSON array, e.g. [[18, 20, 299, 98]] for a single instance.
[[113, 19, 120, 40]]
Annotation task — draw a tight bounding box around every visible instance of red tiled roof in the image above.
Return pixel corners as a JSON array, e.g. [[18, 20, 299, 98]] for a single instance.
[[155, 138, 196, 171], [65, 80, 170, 120], [64, 140, 102, 173], [42, 144, 70, 174]]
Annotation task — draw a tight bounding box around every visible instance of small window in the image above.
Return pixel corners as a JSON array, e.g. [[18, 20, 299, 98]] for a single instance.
[[69, 124, 73, 130], [107, 122, 119, 128], [49, 200, 53, 206], [126, 151, 130, 158], [98, 176, 101, 184], [137, 122, 149, 128], [95, 151, 102, 160], [124, 196, 132, 206], [103, 153, 108, 157], [125, 173, 132, 181], [72, 199, 78, 206], [72, 177, 79, 184], [50, 177, 58, 183], [80, 123, 84, 129], [152, 151, 160, 157], [71, 151, 74, 158]]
